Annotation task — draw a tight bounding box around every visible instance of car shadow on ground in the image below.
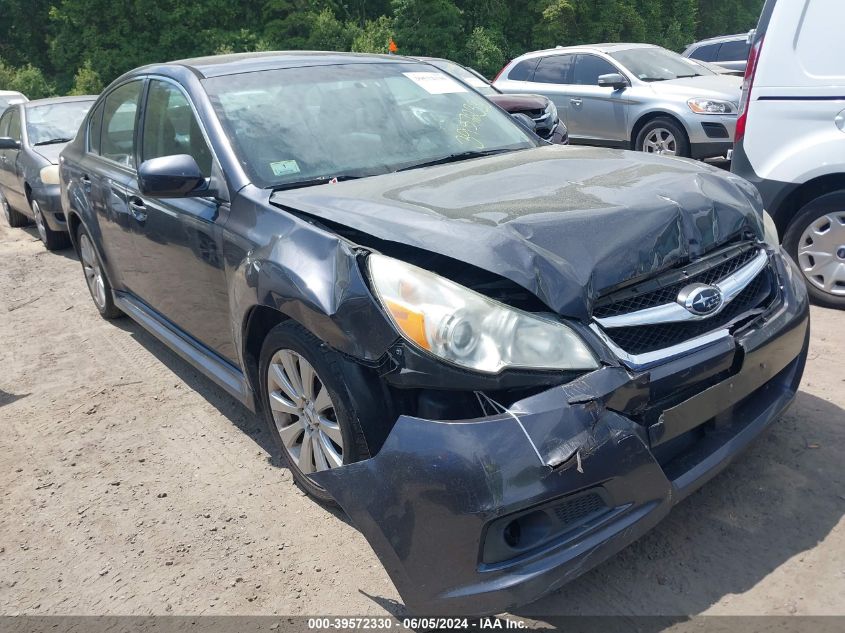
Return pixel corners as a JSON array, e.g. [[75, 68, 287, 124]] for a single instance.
[[19, 225, 81, 262], [516, 391, 844, 623], [107, 310, 354, 527]]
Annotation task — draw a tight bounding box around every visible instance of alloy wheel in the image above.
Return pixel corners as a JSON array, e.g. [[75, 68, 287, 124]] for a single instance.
[[79, 233, 107, 309], [797, 211, 845, 297], [1, 192, 10, 224], [32, 200, 48, 243], [642, 128, 677, 155], [266, 349, 344, 475]]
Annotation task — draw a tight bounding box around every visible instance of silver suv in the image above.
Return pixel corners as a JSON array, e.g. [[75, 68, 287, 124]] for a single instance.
[[683, 33, 752, 74], [494, 43, 741, 159]]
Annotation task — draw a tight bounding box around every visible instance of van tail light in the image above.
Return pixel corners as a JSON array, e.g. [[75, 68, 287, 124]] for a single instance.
[[492, 62, 510, 83], [736, 35, 764, 143]]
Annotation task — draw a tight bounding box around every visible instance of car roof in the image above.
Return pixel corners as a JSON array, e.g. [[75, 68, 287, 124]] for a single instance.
[[517, 42, 657, 58], [160, 51, 414, 79], [23, 95, 97, 108], [689, 33, 748, 46]]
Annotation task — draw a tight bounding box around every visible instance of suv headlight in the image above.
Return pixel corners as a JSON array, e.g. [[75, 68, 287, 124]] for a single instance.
[[544, 99, 558, 122], [687, 98, 736, 114], [368, 253, 598, 374], [763, 210, 779, 247]]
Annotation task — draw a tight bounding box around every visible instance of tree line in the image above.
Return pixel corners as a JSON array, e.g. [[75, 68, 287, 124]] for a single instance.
[[0, 0, 763, 98]]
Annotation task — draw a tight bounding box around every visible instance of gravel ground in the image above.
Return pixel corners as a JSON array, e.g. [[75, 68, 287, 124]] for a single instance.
[[0, 217, 843, 620]]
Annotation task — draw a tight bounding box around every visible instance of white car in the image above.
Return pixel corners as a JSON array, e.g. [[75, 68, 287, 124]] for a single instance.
[[731, 0, 845, 309], [0, 90, 28, 112]]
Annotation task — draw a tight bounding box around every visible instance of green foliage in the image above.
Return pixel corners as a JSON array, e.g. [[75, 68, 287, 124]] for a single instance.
[[69, 60, 103, 95], [1, 0, 765, 95], [0, 61, 55, 98]]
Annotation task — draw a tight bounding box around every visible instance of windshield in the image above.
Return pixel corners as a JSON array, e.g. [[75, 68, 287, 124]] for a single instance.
[[26, 100, 94, 145], [426, 59, 498, 96], [202, 62, 534, 188], [610, 47, 714, 82]]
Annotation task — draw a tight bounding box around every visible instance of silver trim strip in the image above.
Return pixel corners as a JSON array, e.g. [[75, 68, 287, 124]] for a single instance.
[[590, 324, 732, 371], [595, 250, 769, 329]]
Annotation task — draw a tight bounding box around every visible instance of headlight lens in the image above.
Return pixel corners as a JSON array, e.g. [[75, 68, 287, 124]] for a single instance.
[[687, 98, 736, 114], [545, 99, 558, 123], [368, 253, 598, 374], [763, 210, 779, 247], [40, 164, 60, 185]]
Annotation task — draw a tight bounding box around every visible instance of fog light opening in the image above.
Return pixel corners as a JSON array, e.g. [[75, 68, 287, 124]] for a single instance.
[[503, 520, 521, 548]]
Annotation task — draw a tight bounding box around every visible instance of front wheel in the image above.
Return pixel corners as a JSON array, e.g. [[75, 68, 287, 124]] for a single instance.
[[783, 193, 845, 309], [32, 199, 70, 251], [635, 118, 690, 158], [258, 321, 373, 504]]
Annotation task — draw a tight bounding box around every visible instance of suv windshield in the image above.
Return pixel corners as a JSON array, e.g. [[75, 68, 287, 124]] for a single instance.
[[611, 47, 714, 82], [26, 100, 94, 145], [202, 62, 534, 188]]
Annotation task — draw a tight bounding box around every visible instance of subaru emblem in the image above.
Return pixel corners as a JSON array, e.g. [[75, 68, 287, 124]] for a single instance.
[[677, 283, 724, 316]]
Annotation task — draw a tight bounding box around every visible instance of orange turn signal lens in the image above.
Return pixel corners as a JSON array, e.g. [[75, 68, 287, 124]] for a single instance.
[[384, 299, 430, 350]]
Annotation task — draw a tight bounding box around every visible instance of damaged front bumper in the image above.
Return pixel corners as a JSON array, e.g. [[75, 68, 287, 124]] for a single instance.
[[312, 251, 810, 615]]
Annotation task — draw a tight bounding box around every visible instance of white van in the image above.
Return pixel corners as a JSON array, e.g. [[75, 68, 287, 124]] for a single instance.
[[731, 0, 845, 308]]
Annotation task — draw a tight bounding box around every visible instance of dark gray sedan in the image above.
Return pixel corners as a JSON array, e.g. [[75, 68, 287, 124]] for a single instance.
[[0, 96, 96, 249]]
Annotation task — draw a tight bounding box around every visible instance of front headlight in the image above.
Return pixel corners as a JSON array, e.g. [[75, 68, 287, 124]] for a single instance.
[[544, 99, 558, 123], [368, 253, 598, 374], [763, 210, 779, 247], [687, 98, 736, 115], [40, 164, 60, 185]]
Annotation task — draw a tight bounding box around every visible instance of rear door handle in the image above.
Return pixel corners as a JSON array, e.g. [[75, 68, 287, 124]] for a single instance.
[[570, 98, 583, 106], [129, 197, 147, 223]]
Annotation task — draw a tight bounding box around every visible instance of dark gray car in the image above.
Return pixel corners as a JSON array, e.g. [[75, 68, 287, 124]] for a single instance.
[[0, 96, 96, 249]]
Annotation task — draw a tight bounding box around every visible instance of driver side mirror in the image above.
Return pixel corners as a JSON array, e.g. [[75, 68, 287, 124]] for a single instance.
[[138, 154, 208, 198], [0, 137, 21, 150], [511, 112, 538, 134], [597, 73, 629, 90]]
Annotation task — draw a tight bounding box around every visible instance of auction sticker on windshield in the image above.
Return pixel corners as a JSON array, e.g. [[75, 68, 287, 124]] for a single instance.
[[403, 72, 467, 94], [270, 160, 301, 177]]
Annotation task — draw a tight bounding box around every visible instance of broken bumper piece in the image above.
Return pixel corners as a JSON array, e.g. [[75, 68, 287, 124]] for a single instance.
[[312, 253, 810, 616]]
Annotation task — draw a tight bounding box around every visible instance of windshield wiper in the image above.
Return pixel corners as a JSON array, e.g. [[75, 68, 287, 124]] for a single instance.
[[33, 137, 73, 146], [396, 148, 516, 172], [271, 174, 367, 191], [674, 74, 701, 79]]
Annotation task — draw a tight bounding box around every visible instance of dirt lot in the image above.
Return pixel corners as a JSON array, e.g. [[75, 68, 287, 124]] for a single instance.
[[0, 217, 843, 620]]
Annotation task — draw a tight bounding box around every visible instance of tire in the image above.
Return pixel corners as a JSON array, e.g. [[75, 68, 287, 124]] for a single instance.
[[258, 321, 375, 504], [783, 192, 845, 309], [32, 198, 71, 251], [76, 224, 123, 319], [635, 117, 691, 158], [1, 189, 29, 228]]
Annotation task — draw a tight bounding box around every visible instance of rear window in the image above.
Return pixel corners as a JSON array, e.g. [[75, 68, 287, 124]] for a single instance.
[[532, 55, 575, 84], [507, 58, 539, 81], [716, 39, 750, 62], [689, 43, 719, 62]]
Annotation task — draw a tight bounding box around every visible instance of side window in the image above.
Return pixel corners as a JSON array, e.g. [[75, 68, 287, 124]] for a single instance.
[[532, 55, 575, 84], [141, 80, 213, 178], [0, 110, 11, 137], [508, 58, 539, 81], [573, 54, 620, 86], [716, 40, 750, 62], [7, 109, 22, 141], [689, 43, 719, 62], [88, 101, 104, 155], [101, 80, 143, 167]]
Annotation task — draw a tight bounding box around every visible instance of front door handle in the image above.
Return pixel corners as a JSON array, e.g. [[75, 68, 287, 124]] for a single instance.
[[570, 98, 583, 106], [80, 175, 92, 192], [129, 198, 147, 223]]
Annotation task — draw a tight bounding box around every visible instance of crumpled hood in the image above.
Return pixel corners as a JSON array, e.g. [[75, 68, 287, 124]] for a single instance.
[[271, 145, 764, 321]]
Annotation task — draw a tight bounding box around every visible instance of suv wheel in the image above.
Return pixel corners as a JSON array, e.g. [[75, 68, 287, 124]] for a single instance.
[[1, 190, 29, 228], [77, 225, 122, 319], [784, 192, 845, 309], [32, 199, 70, 250], [635, 118, 690, 157], [258, 321, 372, 504]]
